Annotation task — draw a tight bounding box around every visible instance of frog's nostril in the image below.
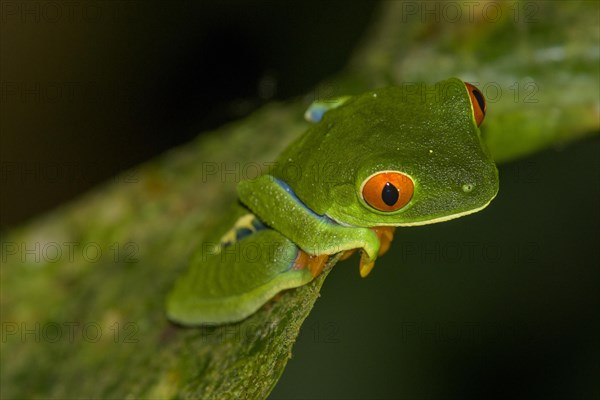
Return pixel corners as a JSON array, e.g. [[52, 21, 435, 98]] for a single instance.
[[461, 183, 475, 193]]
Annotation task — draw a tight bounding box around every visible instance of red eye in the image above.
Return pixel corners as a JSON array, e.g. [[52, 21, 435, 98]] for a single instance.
[[361, 171, 414, 212], [465, 82, 486, 127]]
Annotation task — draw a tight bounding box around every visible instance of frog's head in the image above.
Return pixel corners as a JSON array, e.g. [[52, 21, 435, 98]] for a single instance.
[[322, 78, 499, 227]]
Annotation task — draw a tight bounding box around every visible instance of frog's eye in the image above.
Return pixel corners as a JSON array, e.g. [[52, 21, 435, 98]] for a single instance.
[[465, 82, 486, 127], [361, 171, 414, 212]]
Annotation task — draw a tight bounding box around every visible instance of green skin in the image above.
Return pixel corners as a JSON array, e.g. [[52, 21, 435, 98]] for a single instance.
[[167, 77, 499, 326]]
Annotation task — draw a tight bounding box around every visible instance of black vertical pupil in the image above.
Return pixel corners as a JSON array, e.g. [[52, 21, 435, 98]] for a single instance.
[[472, 89, 486, 115], [381, 182, 399, 206]]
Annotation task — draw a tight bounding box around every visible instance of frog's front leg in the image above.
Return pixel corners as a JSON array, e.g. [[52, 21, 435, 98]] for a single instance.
[[238, 175, 381, 277]]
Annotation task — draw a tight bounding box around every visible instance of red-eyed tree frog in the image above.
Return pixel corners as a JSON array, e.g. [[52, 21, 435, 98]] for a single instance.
[[166, 78, 498, 325]]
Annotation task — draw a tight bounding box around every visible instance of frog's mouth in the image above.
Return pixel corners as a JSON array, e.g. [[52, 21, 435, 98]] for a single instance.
[[327, 192, 497, 228], [382, 196, 497, 227]]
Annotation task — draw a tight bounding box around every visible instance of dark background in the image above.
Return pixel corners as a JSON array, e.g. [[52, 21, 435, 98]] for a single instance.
[[2, 1, 598, 399], [1, 0, 377, 229]]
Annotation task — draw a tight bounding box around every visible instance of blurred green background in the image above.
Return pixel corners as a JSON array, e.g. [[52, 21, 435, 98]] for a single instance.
[[2, 1, 598, 399]]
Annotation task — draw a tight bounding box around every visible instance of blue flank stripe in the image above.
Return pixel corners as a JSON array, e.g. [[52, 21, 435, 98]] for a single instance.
[[223, 178, 341, 248], [272, 177, 339, 226], [235, 228, 254, 242]]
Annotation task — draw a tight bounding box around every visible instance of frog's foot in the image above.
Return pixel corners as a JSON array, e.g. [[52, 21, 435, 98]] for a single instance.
[[372, 226, 396, 256], [293, 250, 330, 278], [358, 227, 396, 278], [359, 255, 376, 278]]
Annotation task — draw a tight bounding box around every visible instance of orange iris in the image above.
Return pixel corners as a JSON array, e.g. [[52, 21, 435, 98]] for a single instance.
[[361, 171, 414, 212], [465, 82, 486, 127]]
